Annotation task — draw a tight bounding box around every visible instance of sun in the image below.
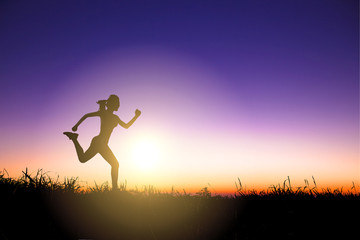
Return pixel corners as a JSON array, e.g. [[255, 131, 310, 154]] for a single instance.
[[131, 139, 160, 171]]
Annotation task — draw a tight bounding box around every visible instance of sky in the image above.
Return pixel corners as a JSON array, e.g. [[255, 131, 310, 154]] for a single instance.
[[0, 0, 359, 193]]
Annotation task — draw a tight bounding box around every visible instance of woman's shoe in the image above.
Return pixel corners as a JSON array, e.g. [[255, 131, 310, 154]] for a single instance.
[[63, 132, 78, 140]]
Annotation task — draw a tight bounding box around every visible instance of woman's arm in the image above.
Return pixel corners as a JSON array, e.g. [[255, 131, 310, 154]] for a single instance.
[[118, 109, 141, 129], [72, 111, 100, 131]]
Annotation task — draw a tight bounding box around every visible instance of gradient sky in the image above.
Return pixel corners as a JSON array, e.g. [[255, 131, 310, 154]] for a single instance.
[[0, 0, 358, 192]]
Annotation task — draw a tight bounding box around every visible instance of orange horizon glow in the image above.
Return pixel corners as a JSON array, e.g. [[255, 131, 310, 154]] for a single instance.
[[1, 165, 358, 195]]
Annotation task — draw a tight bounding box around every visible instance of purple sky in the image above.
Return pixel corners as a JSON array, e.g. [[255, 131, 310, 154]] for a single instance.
[[1, 1, 358, 126], [0, 0, 358, 190]]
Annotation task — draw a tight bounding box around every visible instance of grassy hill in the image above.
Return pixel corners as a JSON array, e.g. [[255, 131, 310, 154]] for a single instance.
[[1, 169, 358, 239]]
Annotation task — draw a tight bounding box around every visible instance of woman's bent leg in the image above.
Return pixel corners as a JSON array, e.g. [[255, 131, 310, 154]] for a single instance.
[[99, 146, 119, 190], [73, 138, 98, 163]]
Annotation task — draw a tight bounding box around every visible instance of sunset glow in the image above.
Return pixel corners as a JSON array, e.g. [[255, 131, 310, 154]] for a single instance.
[[131, 138, 160, 171], [0, 1, 358, 193]]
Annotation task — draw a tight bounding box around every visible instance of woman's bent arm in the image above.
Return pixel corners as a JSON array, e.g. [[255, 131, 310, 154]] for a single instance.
[[73, 111, 100, 131], [118, 109, 141, 129]]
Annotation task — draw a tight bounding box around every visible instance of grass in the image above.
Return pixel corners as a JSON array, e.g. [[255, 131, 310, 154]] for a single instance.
[[0, 168, 80, 193], [235, 176, 359, 199], [2, 168, 358, 197], [0, 169, 359, 240]]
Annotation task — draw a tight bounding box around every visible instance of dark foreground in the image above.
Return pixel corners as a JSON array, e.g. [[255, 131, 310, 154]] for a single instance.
[[0, 171, 359, 240]]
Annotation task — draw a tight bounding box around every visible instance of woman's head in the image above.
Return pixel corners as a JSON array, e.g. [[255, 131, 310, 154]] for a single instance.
[[106, 94, 120, 111]]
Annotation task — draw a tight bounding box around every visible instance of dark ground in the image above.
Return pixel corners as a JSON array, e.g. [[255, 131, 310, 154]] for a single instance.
[[1, 189, 359, 240]]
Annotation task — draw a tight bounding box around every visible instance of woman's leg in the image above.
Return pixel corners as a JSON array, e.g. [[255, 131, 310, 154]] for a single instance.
[[76, 138, 98, 163], [64, 133, 98, 163], [99, 146, 119, 190]]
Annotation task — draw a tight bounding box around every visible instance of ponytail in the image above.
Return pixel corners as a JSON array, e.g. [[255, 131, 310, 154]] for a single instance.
[[97, 100, 107, 111]]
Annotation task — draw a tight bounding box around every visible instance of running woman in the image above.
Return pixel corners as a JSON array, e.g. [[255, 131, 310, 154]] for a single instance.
[[63, 94, 141, 190]]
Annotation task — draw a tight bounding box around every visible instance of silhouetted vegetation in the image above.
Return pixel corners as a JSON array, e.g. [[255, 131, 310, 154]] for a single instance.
[[1, 169, 359, 239]]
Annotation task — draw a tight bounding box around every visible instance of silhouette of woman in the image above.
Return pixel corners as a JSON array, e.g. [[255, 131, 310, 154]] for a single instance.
[[63, 94, 141, 190]]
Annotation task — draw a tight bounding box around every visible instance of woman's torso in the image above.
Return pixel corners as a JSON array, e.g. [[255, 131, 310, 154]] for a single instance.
[[97, 111, 118, 143]]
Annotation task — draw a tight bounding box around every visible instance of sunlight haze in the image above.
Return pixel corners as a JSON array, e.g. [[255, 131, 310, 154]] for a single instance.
[[0, 0, 358, 193]]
